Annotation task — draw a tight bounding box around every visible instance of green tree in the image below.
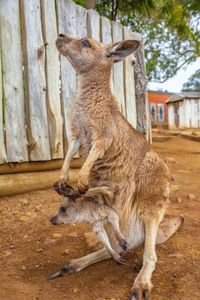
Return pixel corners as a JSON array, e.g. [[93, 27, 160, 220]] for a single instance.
[[181, 69, 200, 91], [90, 0, 200, 83]]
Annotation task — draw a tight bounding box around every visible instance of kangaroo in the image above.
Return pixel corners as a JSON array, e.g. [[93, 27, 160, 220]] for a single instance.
[[48, 33, 184, 300], [49, 194, 128, 274]]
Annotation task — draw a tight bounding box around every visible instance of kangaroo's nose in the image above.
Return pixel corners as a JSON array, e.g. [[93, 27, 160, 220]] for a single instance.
[[58, 33, 65, 38], [50, 216, 57, 225]]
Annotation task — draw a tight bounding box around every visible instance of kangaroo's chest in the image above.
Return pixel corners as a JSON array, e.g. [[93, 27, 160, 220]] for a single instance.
[[71, 103, 93, 158]]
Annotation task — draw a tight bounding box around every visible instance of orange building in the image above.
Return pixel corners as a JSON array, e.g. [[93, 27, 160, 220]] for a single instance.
[[148, 90, 174, 125]]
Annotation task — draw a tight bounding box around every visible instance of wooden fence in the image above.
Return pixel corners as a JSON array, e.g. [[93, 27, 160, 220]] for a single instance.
[[0, 0, 150, 167]]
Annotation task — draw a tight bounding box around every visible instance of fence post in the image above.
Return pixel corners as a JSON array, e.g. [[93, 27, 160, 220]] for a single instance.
[[57, 0, 77, 153], [132, 32, 151, 141], [41, 0, 64, 159], [112, 21, 126, 117], [20, 0, 51, 161], [123, 27, 137, 129], [0, 0, 28, 162], [0, 41, 7, 164], [100, 16, 114, 94], [87, 9, 100, 41]]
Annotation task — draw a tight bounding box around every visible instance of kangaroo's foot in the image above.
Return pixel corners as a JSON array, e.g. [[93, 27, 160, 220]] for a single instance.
[[130, 278, 153, 300]]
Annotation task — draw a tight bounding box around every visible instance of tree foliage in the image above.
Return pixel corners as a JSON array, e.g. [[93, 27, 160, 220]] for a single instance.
[[181, 69, 200, 91], [94, 0, 200, 83]]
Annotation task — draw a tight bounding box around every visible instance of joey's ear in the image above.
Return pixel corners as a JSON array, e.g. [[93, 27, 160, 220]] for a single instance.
[[106, 40, 140, 62]]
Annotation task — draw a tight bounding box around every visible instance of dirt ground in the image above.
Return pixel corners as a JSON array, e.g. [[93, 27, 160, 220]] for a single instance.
[[0, 135, 200, 300]]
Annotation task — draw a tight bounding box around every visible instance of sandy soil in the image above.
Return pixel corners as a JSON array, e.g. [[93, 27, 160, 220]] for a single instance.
[[0, 135, 200, 300]]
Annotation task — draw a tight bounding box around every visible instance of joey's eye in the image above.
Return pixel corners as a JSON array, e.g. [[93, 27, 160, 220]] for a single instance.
[[60, 207, 66, 213], [81, 40, 90, 47]]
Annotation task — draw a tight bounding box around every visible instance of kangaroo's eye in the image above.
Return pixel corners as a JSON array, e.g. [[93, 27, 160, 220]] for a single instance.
[[60, 207, 66, 213], [81, 40, 90, 47]]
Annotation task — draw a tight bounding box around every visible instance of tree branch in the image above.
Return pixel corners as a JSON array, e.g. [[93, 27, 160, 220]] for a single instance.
[[151, 55, 197, 83]]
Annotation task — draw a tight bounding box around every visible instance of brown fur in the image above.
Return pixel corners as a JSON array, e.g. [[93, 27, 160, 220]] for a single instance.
[[51, 34, 183, 299]]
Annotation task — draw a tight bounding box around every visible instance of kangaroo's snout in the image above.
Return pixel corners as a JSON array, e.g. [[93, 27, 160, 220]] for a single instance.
[[50, 215, 58, 225]]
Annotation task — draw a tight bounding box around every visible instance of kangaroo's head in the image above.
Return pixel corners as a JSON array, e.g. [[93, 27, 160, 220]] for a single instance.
[[56, 33, 140, 74], [50, 197, 78, 226]]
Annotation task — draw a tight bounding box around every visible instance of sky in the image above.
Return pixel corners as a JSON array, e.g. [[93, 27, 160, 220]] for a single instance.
[[148, 57, 200, 93]]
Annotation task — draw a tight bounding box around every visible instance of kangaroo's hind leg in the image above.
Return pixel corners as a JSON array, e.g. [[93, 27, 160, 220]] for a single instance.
[[47, 248, 110, 281], [130, 211, 163, 300]]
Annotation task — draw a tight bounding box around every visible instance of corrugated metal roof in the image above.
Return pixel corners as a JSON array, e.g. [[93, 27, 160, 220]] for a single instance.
[[166, 92, 200, 104]]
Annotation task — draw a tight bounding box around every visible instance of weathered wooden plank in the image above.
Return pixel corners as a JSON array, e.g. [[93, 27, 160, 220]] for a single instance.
[[0, 0, 28, 163], [41, 0, 63, 159], [76, 4, 87, 38], [21, 0, 51, 161], [57, 0, 77, 149], [87, 9, 100, 41], [132, 32, 151, 141], [100, 16, 114, 94], [112, 21, 126, 117], [0, 41, 7, 164], [123, 27, 137, 129]]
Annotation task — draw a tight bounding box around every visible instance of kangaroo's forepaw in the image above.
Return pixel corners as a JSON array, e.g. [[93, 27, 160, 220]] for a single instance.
[[119, 239, 129, 252], [130, 280, 153, 300], [54, 182, 73, 197]]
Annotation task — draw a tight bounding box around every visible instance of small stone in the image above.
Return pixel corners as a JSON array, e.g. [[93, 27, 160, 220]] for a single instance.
[[73, 288, 77, 293], [187, 194, 196, 200], [53, 233, 62, 238], [4, 250, 12, 257], [24, 234, 28, 239], [177, 197, 182, 203], [9, 245, 15, 249], [25, 211, 32, 216], [36, 248, 44, 253], [43, 238, 56, 245], [19, 199, 29, 206], [21, 265, 26, 271], [84, 232, 102, 251], [62, 249, 69, 255], [19, 216, 29, 222], [169, 253, 184, 258], [68, 232, 78, 238]]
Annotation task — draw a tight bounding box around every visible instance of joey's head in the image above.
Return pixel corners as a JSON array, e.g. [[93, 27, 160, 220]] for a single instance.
[[56, 33, 140, 75], [50, 197, 78, 226]]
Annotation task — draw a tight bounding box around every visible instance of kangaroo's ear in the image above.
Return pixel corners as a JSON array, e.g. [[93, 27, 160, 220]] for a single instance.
[[106, 40, 140, 63]]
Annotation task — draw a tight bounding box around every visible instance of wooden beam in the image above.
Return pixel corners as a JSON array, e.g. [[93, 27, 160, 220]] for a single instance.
[[0, 169, 79, 198], [0, 159, 82, 175]]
